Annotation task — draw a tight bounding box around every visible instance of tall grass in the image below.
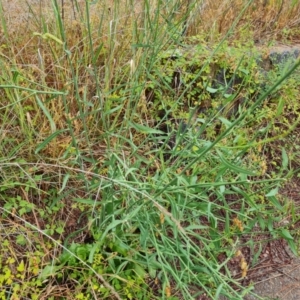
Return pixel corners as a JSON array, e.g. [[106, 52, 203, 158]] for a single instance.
[[1, 0, 300, 299]]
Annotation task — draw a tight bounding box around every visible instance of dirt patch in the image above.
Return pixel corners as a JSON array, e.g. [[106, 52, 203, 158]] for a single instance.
[[244, 180, 300, 300], [219, 177, 300, 300], [245, 256, 300, 300]]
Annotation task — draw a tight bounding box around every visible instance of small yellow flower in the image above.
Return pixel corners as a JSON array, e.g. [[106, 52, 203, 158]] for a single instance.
[[165, 285, 171, 297], [232, 218, 244, 232]]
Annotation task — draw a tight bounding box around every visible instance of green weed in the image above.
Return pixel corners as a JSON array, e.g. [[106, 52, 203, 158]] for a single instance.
[[1, 0, 300, 299]]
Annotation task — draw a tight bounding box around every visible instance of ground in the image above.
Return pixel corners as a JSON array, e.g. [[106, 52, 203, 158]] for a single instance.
[[2, 1, 300, 299]]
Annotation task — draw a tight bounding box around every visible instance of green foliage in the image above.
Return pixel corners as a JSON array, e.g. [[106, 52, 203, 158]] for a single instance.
[[38, 239, 151, 299], [147, 39, 261, 127], [1, 0, 300, 299]]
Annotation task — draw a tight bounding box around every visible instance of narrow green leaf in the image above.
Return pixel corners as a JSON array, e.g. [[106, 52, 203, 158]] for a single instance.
[[257, 214, 265, 230], [35, 129, 68, 154], [99, 220, 124, 243], [33, 32, 64, 45], [252, 242, 263, 265], [218, 117, 232, 128], [128, 206, 143, 219], [39, 265, 62, 281], [231, 185, 258, 209], [265, 187, 278, 197], [279, 228, 294, 240], [217, 149, 256, 175], [206, 86, 219, 93], [215, 284, 223, 299], [43, 33, 64, 45], [12, 69, 20, 84], [287, 239, 297, 256], [129, 121, 164, 134], [134, 264, 147, 278], [103, 104, 123, 116], [125, 167, 138, 177], [58, 173, 70, 194], [267, 217, 274, 232], [88, 242, 101, 264], [148, 266, 157, 279], [225, 210, 230, 234], [282, 147, 288, 169], [239, 68, 249, 75], [267, 195, 283, 211], [276, 96, 285, 117], [224, 93, 234, 99], [35, 95, 56, 133]]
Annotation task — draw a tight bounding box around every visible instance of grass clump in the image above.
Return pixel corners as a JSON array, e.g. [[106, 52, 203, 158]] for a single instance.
[[1, 0, 300, 299]]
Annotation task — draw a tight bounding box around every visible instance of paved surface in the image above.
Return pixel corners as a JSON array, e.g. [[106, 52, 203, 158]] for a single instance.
[[244, 257, 300, 300]]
